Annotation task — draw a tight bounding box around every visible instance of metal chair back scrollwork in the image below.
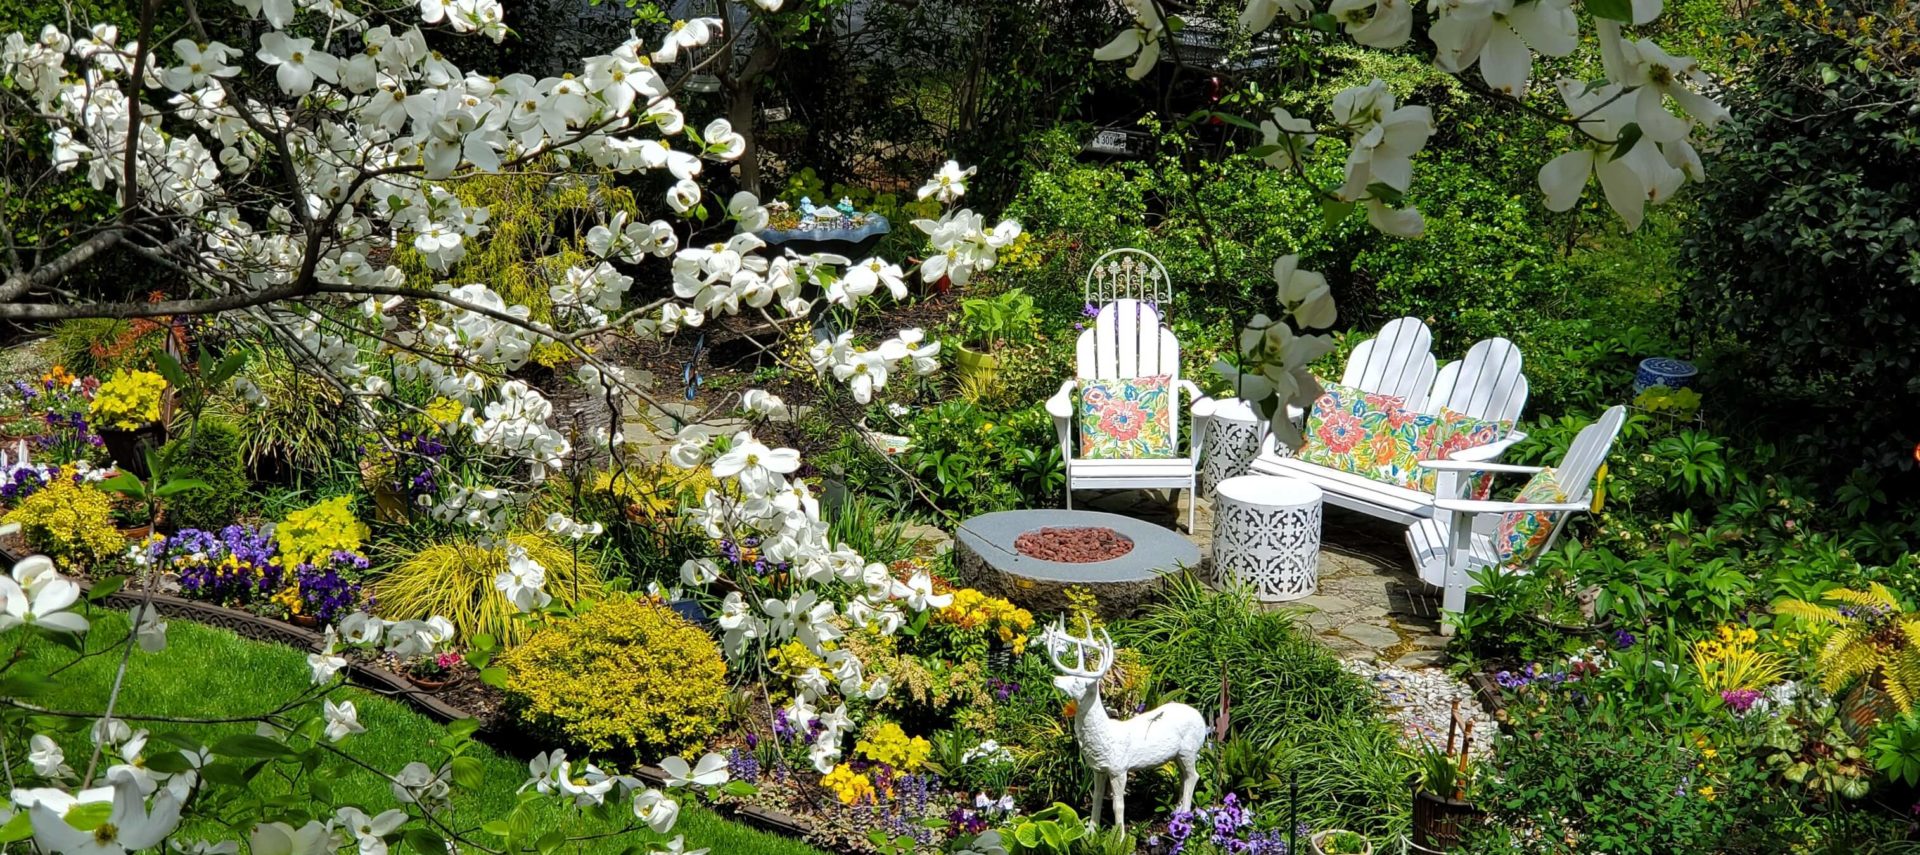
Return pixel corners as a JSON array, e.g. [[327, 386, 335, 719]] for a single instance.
[[1083, 248, 1172, 314]]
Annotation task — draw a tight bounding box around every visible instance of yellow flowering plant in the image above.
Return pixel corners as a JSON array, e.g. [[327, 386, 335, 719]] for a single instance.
[[88, 370, 167, 431], [854, 721, 932, 772], [821, 763, 877, 805], [1692, 622, 1787, 694], [273, 495, 369, 571], [3, 467, 122, 566], [925, 587, 1034, 663]]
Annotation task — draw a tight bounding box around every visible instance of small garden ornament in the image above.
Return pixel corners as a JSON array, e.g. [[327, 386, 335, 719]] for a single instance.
[[1043, 617, 1207, 831]]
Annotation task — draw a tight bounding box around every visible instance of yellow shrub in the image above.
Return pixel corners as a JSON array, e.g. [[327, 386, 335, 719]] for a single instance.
[[502, 595, 727, 755], [274, 496, 368, 570], [3, 469, 121, 566], [376, 532, 600, 644], [855, 721, 932, 771], [89, 370, 166, 431]]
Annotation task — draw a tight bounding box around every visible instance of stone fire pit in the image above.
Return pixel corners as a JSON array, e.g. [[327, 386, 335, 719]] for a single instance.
[[955, 510, 1200, 619]]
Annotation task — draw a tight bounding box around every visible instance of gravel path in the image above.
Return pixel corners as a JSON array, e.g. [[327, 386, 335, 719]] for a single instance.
[[1345, 660, 1497, 758]]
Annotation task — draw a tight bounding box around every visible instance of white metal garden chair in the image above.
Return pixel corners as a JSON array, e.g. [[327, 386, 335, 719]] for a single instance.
[[1045, 300, 1212, 531], [1407, 405, 1627, 631], [1083, 248, 1172, 311]]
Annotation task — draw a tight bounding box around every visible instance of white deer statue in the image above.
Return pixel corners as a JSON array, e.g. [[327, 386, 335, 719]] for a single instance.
[[1043, 617, 1207, 831]]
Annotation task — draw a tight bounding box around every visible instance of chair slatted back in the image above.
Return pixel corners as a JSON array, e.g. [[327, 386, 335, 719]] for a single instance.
[[1083, 249, 1172, 311], [1076, 299, 1184, 446], [1340, 317, 1438, 409], [1425, 338, 1528, 424], [1556, 405, 1627, 502]]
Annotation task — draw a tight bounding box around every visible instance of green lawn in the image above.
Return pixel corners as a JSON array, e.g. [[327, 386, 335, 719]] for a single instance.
[[18, 610, 823, 855]]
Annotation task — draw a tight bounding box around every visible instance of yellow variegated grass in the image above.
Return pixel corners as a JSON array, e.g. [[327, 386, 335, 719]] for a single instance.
[[376, 532, 601, 645]]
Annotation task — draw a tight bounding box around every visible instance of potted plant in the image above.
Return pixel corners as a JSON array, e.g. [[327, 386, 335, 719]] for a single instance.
[[1410, 709, 1485, 852], [90, 369, 169, 479], [1310, 830, 1371, 855], [954, 288, 1035, 396], [406, 651, 462, 691]]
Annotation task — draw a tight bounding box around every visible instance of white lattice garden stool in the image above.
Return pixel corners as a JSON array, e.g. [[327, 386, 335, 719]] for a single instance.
[[1199, 398, 1265, 500], [1211, 475, 1323, 602]]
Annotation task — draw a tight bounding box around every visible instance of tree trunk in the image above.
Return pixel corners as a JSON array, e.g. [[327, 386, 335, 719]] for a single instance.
[[725, 35, 781, 197]]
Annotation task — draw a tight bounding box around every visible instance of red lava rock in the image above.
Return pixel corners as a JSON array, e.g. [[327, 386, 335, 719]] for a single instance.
[[1014, 526, 1134, 563]]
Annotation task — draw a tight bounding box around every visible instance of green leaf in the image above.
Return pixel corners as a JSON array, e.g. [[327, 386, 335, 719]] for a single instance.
[[1321, 198, 1356, 227], [480, 666, 508, 688], [87, 575, 126, 601], [537, 830, 567, 854], [1215, 112, 1260, 132], [1365, 182, 1406, 204], [720, 780, 759, 797], [451, 754, 485, 789], [480, 821, 512, 838], [210, 350, 250, 385], [446, 718, 481, 739], [142, 751, 196, 774], [0, 811, 32, 844], [1609, 122, 1644, 160], [1308, 11, 1338, 31], [154, 478, 211, 497], [201, 762, 251, 786], [96, 471, 146, 499], [1584, 0, 1635, 22], [152, 351, 190, 393], [1246, 143, 1282, 158], [405, 829, 447, 854], [64, 801, 113, 830], [213, 733, 290, 758]]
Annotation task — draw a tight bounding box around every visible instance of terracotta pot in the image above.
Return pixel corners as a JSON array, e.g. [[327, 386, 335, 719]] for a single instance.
[[407, 674, 450, 692], [1411, 789, 1484, 851], [118, 524, 154, 542], [99, 424, 166, 479], [290, 614, 320, 629]]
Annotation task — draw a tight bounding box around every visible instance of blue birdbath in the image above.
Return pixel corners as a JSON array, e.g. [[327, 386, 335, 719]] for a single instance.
[[757, 196, 892, 258]]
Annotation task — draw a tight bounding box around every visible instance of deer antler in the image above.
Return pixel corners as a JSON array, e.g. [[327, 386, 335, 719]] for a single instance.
[[1044, 616, 1115, 679]]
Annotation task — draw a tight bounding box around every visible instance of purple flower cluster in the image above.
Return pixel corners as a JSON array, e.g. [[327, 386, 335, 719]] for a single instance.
[[162, 526, 282, 606], [0, 461, 57, 501], [1721, 688, 1761, 714], [294, 551, 367, 623], [1614, 629, 1638, 649], [728, 747, 761, 783], [1494, 663, 1571, 690], [388, 431, 450, 498], [1161, 795, 1292, 855], [718, 536, 790, 577], [989, 676, 1020, 702]]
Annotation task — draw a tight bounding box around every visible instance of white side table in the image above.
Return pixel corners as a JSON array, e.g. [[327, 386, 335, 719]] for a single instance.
[[1200, 398, 1265, 500], [1211, 475, 1323, 602]]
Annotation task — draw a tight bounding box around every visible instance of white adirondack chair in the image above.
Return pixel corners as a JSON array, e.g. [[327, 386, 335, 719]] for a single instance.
[[1084, 248, 1173, 310], [1046, 300, 1212, 531], [1407, 405, 1627, 630], [1280, 317, 1439, 425], [1248, 337, 1531, 526]]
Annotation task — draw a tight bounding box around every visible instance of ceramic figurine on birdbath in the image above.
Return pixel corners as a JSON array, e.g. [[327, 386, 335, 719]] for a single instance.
[[758, 195, 892, 257], [1043, 618, 1207, 832]]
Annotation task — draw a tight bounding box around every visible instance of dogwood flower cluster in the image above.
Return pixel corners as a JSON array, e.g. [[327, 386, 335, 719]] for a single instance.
[[1212, 255, 1340, 446], [668, 426, 967, 771]]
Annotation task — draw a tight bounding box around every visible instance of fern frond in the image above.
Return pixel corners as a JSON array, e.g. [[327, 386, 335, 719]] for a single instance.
[[1821, 641, 1878, 694], [1819, 625, 1863, 671], [1775, 599, 1845, 625], [1891, 656, 1920, 715], [1820, 587, 1885, 608], [1901, 618, 1920, 652]]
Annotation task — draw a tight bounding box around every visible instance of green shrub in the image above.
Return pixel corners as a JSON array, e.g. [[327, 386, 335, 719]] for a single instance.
[[1113, 577, 1412, 839], [1681, 0, 1920, 478], [502, 594, 728, 756], [158, 418, 252, 530]]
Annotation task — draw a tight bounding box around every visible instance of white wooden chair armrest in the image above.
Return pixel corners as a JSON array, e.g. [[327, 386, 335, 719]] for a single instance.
[[1417, 459, 1546, 474], [1045, 379, 1077, 420], [1046, 379, 1077, 460], [1177, 380, 1214, 463], [1433, 497, 1589, 515], [1445, 432, 1527, 463]]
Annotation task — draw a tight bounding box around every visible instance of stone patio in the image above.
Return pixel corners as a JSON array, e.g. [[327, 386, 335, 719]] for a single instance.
[[1076, 488, 1449, 668]]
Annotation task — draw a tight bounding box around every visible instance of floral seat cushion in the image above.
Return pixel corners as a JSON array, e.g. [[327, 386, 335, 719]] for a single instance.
[[1493, 468, 1567, 569], [1078, 375, 1176, 459], [1414, 408, 1512, 497], [1297, 383, 1440, 485]]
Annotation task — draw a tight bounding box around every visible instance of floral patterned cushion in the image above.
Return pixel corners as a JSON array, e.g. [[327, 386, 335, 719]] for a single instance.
[[1416, 409, 1514, 498], [1492, 468, 1567, 569], [1078, 375, 1176, 459], [1296, 384, 1421, 479]]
